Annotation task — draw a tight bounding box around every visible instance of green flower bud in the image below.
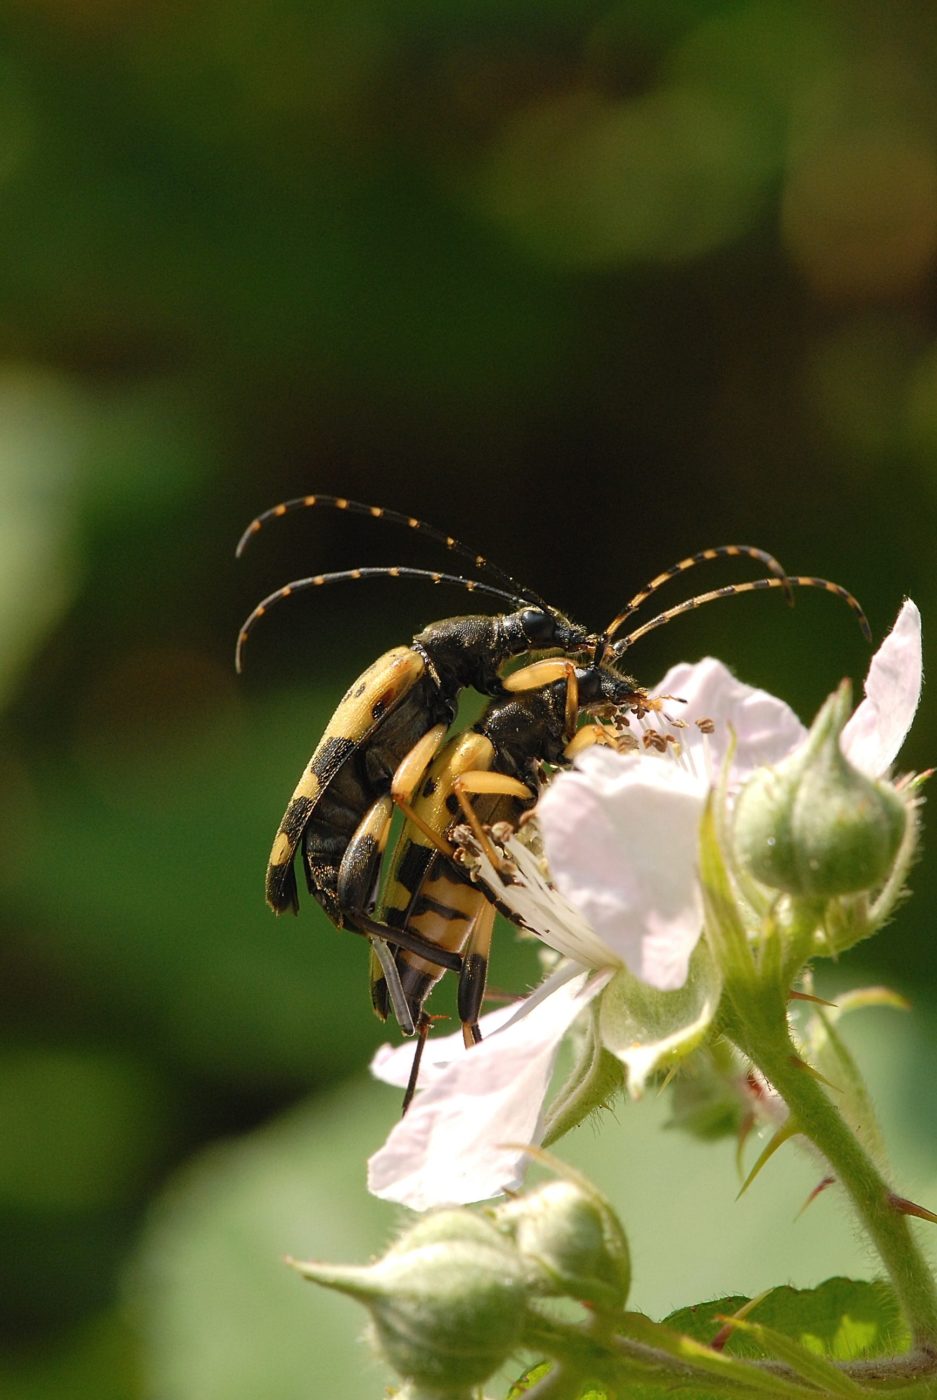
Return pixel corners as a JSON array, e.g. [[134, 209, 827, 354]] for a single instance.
[[733, 682, 907, 898], [666, 1042, 747, 1143], [494, 1179, 630, 1310], [292, 1210, 530, 1395]]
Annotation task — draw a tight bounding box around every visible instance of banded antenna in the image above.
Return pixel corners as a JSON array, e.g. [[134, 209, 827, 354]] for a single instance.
[[235, 567, 531, 673], [598, 545, 792, 649], [236, 494, 553, 613], [607, 575, 872, 658]]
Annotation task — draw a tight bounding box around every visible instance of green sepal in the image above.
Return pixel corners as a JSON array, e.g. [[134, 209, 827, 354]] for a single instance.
[[597, 940, 722, 1097], [698, 792, 755, 989], [542, 999, 625, 1147]]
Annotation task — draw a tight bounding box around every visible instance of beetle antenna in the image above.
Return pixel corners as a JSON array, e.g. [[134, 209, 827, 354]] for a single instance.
[[236, 567, 530, 673], [593, 545, 792, 664], [609, 575, 872, 658], [236, 494, 553, 612]]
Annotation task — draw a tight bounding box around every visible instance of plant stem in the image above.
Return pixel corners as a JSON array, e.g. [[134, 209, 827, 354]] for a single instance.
[[726, 1004, 937, 1353]]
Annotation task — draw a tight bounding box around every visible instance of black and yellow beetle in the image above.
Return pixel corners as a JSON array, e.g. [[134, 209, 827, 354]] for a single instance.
[[367, 658, 650, 1106], [237, 493, 871, 1009], [236, 499, 595, 964]]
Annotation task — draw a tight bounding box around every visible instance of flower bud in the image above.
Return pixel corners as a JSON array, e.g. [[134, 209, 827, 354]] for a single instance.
[[292, 1210, 530, 1395], [733, 682, 907, 898], [666, 1042, 747, 1142], [494, 1179, 630, 1309]]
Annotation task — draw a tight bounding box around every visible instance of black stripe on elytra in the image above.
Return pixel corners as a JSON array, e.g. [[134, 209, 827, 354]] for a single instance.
[[280, 795, 316, 844], [308, 735, 357, 788]]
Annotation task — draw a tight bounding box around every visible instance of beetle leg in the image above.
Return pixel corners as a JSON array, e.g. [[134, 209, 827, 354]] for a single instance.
[[453, 770, 533, 873], [562, 660, 579, 741], [562, 721, 619, 759], [504, 658, 579, 738], [501, 657, 572, 691], [402, 1014, 431, 1115], [335, 796, 418, 1034], [337, 795, 394, 913], [390, 723, 456, 858], [457, 899, 495, 1047], [368, 937, 416, 1035], [349, 908, 464, 971]]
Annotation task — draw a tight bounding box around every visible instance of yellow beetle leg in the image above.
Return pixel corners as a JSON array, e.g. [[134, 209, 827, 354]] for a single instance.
[[390, 723, 455, 858], [563, 721, 618, 760], [453, 770, 533, 874], [501, 658, 570, 691]]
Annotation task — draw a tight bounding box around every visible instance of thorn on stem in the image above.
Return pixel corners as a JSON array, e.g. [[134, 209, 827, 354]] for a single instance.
[[788, 989, 838, 1008], [795, 1176, 835, 1220], [889, 1193, 937, 1226], [788, 1053, 841, 1092]]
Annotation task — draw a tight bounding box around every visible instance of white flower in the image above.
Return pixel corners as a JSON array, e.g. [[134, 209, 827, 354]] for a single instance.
[[367, 601, 922, 1210], [368, 966, 612, 1212]]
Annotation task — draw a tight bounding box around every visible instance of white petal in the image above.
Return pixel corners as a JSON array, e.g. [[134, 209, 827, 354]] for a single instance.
[[367, 967, 610, 1210], [370, 1002, 520, 1092], [841, 600, 922, 776], [538, 750, 705, 990], [654, 657, 806, 779]]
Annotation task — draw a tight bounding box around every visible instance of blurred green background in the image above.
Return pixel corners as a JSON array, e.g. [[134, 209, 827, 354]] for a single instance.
[[3, 1, 937, 1396]]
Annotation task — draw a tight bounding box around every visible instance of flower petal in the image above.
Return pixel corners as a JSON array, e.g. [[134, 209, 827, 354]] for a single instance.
[[367, 966, 610, 1210], [654, 657, 806, 779], [538, 749, 705, 990], [370, 1002, 520, 1092], [841, 600, 922, 776]]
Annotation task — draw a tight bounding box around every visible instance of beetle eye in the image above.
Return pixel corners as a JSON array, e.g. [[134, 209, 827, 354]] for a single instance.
[[520, 608, 557, 645]]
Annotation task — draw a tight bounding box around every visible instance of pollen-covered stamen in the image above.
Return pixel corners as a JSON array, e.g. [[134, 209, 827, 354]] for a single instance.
[[458, 822, 617, 971], [693, 716, 717, 784], [642, 730, 669, 754]]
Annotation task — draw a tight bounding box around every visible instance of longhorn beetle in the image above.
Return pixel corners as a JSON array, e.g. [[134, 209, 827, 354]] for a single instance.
[[236, 494, 870, 1000], [368, 658, 649, 1108], [365, 567, 874, 1109]]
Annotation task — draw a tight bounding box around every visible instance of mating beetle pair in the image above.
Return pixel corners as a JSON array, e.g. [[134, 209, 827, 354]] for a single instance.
[[237, 495, 870, 1104]]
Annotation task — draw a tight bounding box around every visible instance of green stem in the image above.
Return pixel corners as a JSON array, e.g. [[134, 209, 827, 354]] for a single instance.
[[725, 1003, 937, 1353]]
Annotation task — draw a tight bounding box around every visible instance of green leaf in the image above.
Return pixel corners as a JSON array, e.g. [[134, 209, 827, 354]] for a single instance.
[[506, 1363, 609, 1398], [717, 1317, 866, 1396], [664, 1278, 908, 1361], [506, 1361, 551, 1395], [617, 1312, 812, 1399]]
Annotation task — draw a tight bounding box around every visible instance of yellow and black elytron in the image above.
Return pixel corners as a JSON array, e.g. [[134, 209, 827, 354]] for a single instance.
[[236, 493, 871, 1024]]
